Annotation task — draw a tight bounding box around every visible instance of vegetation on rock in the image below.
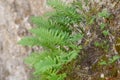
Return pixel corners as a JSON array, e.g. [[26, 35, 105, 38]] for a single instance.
[[19, 0, 120, 80]]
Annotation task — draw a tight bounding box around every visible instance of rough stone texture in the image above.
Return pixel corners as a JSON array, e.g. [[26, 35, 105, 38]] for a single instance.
[[0, 0, 49, 80]]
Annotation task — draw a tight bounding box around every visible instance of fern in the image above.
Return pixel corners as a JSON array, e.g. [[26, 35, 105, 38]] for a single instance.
[[19, 0, 84, 80]]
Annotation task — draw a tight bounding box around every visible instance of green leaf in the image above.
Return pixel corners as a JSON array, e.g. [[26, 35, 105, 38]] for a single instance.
[[31, 16, 50, 28], [34, 56, 57, 74], [25, 51, 57, 66], [29, 27, 70, 49], [18, 37, 40, 46], [47, 73, 66, 80], [70, 33, 84, 42], [68, 50, 79, 61], [98, 10, 110, 18], [102, 30, 110, 36], [100, 23, 106, 30], [99, 60, 107, 65], [109, 55, 120, 64], [88, 16, 96, 25], [59, 50, 79, 63], [73, 1, 83, 10], [94, 42, 100, 47]]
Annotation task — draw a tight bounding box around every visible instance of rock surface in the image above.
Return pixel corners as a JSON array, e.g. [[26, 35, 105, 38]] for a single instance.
[[0, 0, 49, 80]]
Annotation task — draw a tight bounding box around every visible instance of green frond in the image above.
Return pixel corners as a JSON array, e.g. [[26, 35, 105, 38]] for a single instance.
[[25, 51, 50, 66], [58, 50, 79, 63], [31, 50, 79, 78], [31, 16, 50, 28], [18, 37, 40, 46], [25, 50, 64, 66], [66, 50, 79, 62], [47, 72, 66, 80], [49, 8, 82, 26], [47, 0, 67, 10], [73, 0, 83, 10], [70, 33, 84, 42], [30, 27, 70, 49], [48, 0, 83, 26], [34, 56, 57, 74], [24, 52, 42, 66]]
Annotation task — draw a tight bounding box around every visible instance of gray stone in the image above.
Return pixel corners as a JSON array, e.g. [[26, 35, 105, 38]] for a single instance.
[[0, 0, 48, 80]]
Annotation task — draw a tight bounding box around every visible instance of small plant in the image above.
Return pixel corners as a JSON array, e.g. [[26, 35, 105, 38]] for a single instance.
[[94, 41, 109, 52], [98, 10, 110, 18], [99, 55, 120, 66], [19, 0, 83, 80], [100, 23, 106, 30], [94, 41, 101, 47], [98, 10, 110, 37], [102, 30, 110, 36]]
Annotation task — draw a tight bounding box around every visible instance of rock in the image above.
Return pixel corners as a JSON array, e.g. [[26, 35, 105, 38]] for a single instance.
[[0, 0, 49, 80]]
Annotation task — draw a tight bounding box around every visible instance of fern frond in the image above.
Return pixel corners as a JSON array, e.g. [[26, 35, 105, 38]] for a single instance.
[[30, 27, 70, 49], [47, 0, 67, 10], [25, 53, 41, 66], [47, 72, 66, 80], [48, 0, 83, 26], [34, 56, 62, 74], [25, 51, 50, 66], [58, 50, 79, 64], [25, 50, 63, 66], [67, 50, 79, 62], [32, 50, 79, 77], [31, 16, 50, 28], [69, 33, 84, 42], [18, 37, 40, 46]]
